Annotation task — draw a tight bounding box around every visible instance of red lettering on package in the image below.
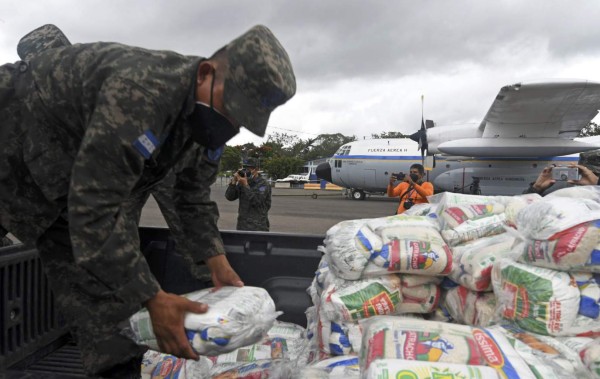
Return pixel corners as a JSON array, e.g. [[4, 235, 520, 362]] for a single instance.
[[403, 331, 418, 360], [473, 329, 504, 367], [363, 292, 394, 317], [552, 223, 588, 262]]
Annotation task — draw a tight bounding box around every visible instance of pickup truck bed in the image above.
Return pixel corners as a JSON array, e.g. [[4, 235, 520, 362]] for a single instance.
[[0, 227, 323, 378]]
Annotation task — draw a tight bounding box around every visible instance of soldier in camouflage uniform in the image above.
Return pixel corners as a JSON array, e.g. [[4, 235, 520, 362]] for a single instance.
[[0, 23, 295, 378], [225, 158, 272, 231]]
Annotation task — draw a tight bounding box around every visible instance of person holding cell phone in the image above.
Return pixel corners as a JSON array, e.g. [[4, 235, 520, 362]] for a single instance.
[[523, 164, 600, 195]]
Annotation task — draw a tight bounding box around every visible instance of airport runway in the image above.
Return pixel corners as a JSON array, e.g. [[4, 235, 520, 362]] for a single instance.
[[139, 182, 398, 235]]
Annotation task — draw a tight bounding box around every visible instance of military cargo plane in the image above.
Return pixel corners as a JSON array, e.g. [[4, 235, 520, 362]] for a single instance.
[[316, 80, 600, 199]]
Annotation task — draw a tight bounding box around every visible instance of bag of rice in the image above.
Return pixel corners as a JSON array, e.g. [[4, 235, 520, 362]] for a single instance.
[[443, 286, 496, 327], [326, 216, 452, 279], [209, 359, 293, 379], [359, 316, 534, 378], [441, 214, 508, 246], [363, 359, 501, 379], [401, 274, 443, 288], [449, 233, 517, 291], [492, 259, 580, 336], [141, 351, 211, 379], [559, 337, 600, 379], [320, 275, 402, 322], [573, 272, 600, 319], [441, 203, 506, 229], [397, 283, 441, 314], [325, 219, 373, 280], [294, 356, 360, 379], [546, 185, 600, 203], [494, 325, 589, 379], [516, 197, 600, 240], [129, 286, 280, 355], [207, 321, 307, 368], [518, 220, 600, 273]]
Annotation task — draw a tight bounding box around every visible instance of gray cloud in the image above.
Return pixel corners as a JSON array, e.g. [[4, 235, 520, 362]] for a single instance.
[[2, 0, 600, 144]]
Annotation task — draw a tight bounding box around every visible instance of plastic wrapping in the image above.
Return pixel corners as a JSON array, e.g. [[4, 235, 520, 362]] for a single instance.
[[448, 233, 516, 291], [294, 356, 360, 379], [516, 196, 600, 240], [359, 316, 534, 378], [320, 275, 402, 322], [560, 337, 600, 379], [130, 286, 280, 355], [207, 321, 308, 369], [324, 216, 452, 280], [493, 325, 589, 379], [443, 286, 496, 327], [517, 220, 600, 273], [364, 359, 501, 379], [492, 259, 580, 336], [141, 351, 211, 379]]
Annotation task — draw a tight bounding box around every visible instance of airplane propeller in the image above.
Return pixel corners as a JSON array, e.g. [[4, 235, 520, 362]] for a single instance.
[[409, 117, 429, 164]]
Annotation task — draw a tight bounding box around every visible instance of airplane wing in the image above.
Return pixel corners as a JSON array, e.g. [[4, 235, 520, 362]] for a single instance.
[[434, 80, 600, 157], [479, 80, 600, 139]]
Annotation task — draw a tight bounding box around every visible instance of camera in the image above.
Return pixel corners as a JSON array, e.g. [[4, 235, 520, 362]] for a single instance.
[[391, 172, 405, 180], [237, 168, 251, 178], [403, 199, 414, 210], [551, 166, 579, 181], [391, 172, 419, 182]]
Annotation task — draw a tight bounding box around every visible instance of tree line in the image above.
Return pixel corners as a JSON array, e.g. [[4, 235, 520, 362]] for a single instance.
[[221, 131, 408, 179]]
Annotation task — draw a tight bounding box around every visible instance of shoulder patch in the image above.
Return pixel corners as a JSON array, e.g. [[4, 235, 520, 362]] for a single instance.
[[206, 145, 224, 162], [258, 186, 267, 192], [132, 130, 159, 159]]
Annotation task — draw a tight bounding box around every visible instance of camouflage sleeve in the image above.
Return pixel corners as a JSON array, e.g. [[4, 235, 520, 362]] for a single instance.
[[68, 76, 162, 305], [170, 147, 226, 263], [224, 182, 240, 200], [240, 179, 271, 212]]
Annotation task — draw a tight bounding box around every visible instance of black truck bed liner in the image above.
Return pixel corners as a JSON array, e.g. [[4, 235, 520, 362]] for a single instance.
[[0, 228, 323, 377]]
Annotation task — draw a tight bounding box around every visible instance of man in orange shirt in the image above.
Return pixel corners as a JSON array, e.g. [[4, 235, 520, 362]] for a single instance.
[[387, 163, 434, 214]]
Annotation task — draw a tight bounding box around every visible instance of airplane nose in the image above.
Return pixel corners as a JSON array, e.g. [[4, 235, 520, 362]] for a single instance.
[[316, 162, 332, 182]]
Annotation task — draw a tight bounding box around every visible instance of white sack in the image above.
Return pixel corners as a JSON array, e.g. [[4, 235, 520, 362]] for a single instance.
[[130, 286, 279, 356]]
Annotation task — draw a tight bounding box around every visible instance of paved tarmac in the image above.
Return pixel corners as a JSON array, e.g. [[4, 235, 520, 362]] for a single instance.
[[140, 182, 398, 235]]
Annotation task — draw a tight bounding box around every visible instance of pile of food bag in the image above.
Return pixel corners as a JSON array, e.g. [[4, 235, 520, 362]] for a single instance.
[[132, 186, 600, 378], [301, 188, 600, 379]]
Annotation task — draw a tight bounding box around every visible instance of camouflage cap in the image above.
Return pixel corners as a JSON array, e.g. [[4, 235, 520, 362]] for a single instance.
[[222, 25, 296, 137], [242, 158, 258, 168], [17, 24, 71, 60]]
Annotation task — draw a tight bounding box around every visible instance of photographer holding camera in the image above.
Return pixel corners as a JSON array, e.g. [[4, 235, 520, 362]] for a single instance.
[[524, 164, 600, 195], [387, 163, 434, 214], [225, 158, 272, 231]]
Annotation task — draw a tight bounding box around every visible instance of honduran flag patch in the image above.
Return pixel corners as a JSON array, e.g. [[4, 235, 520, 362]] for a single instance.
[[133, 130, 159, 159]]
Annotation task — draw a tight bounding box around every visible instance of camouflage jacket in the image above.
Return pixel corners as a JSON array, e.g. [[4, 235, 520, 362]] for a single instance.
[[127, 145, 226, 264], [0, 42, 219, 304], [225, 175, 272, 231]]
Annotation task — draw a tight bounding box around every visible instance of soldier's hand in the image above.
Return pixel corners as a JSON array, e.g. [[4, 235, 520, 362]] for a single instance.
[[144, 290, 207, 360], [238, 176, 249, 186], [206, 255, 244, 288]]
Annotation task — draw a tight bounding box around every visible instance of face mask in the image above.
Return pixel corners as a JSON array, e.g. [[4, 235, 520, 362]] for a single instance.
[[190, 69, 239, 150]]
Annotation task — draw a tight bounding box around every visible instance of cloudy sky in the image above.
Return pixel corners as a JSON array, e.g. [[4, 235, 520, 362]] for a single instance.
[[2, 1, 600, 147]]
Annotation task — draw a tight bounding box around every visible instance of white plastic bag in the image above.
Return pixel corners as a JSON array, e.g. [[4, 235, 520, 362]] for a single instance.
[[130, 286, 280, 355]]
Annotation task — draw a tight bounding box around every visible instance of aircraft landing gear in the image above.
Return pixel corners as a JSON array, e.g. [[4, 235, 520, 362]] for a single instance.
[[351, 189, 366, 200]]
